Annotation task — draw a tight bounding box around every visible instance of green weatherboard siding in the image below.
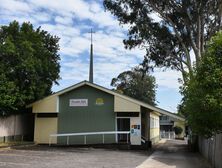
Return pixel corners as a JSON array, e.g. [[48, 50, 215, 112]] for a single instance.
[[58, 85, 115, 145]]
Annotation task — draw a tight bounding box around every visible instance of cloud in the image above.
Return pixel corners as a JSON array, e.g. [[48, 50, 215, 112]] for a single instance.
[[62, 60, 89, 81], [0, 0, 32, 13], [153, 69, 182, 90], [0, 0, 182, 112], [54, 16, 73, 26], [90, 2, 102, 13]]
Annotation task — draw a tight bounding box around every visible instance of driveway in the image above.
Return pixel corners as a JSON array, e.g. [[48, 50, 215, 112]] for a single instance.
[[0, 145, 149, 168], [0, 140, 211, 168], [136, 139, 211, 168]]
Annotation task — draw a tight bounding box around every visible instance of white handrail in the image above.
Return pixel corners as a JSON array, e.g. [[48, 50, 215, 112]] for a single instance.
[[49, 131, 130, 146]]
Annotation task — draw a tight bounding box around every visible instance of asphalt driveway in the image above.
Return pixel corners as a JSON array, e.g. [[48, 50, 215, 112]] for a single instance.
[[0, 139, 211, 168], [0, 145, 149, 168]]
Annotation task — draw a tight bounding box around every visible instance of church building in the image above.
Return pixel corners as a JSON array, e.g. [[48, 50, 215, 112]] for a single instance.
[[27, 30, 184, 147], [27, 80, 184, 147]]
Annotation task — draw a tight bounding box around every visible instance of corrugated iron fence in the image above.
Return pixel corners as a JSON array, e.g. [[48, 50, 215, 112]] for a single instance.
[[198, 134, 222, 168]]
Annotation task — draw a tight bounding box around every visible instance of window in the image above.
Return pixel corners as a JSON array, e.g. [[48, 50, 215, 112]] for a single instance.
[[150, 117, 154, 128], [160, 115, 169, 121], [150, 117, 159, 128]]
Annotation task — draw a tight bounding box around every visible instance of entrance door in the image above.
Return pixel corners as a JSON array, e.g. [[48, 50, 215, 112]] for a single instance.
[[117, 118, 130, 142]]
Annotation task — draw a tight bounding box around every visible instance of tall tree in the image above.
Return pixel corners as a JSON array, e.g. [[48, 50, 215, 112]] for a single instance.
[[104, 0, 222, 82], [111, 67, 156, 105], [0, 21, 60, 116], [179, 31, 222, 137]]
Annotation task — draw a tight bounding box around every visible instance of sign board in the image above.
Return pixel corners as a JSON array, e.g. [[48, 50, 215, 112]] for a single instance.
[[69, 99, 88, 107], [95, 98, 104, 105], [131, 125, 141, 136], [130, 118, 141, 145]]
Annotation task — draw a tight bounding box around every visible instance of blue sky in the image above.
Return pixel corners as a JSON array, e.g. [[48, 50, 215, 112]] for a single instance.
[[0, 0, 182, 112]]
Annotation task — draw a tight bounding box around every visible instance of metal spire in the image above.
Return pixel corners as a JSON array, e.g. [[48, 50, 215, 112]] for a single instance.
[[89, 28, 95, 83]]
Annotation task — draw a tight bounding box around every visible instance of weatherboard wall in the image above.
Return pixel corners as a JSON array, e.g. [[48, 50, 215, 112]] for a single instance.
[[150, 112, 160, 144], [58, 85, 116, 145], [114, 96, 140, 112], [34, 115, 58, 144], [32, 95, 58, 113]]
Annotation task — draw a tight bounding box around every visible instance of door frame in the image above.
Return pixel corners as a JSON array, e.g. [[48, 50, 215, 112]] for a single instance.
[[116, 117, 130, 143]]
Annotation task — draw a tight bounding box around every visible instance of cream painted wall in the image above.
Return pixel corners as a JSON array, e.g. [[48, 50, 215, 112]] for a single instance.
[[150, 112, 160, 118], [32, 96, 58, 113], [150, 112, 160, 144], [150, 128, 159, 139], [114, 96, 140, 112], [34, 115, 58, 144]]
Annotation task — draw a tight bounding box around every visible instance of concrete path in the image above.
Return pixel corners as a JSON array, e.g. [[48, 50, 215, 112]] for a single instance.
[[136, 139, 211, 168]]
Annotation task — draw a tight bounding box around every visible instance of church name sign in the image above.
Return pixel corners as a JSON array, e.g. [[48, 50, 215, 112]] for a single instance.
[[69, 99, 88, 107]]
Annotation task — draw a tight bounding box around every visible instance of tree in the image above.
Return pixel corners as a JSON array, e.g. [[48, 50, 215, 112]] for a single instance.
[[111, 67, 156, 105], [0, 21, 60, 116], [104, 0, 222, 82], [173, 126, 183, 136], [179, 31, 222, 137]]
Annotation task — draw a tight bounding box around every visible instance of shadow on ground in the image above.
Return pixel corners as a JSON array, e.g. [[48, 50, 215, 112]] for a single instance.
[[136, 139, 211, 168]]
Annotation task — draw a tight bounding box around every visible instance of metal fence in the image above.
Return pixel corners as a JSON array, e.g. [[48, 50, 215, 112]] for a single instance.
[[160, 131, 175, 139], [198, 134, 222, 168], [49, 131, 130, 146]]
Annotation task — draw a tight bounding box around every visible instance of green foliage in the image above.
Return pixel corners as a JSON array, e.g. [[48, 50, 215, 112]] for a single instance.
[[111, 67, 156, 105], [104, 0, 222, 82], [173, 126, 183, 135], [180, 31, 222, 137], [0, 21, 60, 116]]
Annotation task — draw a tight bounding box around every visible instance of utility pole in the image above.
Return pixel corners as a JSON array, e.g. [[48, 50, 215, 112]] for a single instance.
[[89, 28, 95, 83]]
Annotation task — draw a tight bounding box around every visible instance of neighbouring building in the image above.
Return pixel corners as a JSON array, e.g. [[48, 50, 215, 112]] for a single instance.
[[27, 81, 184, 147], [160, 115, 186, 138]]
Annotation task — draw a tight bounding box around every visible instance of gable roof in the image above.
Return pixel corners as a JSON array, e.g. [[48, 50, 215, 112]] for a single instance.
[[27, 80, 185, 121]]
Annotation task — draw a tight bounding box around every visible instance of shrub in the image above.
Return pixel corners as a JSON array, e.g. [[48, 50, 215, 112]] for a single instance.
[[174, 126, 183, 135]]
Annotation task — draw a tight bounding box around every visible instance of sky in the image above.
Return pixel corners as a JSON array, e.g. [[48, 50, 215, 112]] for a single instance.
[[0, 0, 182, 112]]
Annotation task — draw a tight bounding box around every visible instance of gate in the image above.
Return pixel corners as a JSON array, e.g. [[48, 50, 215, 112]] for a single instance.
[[160, 131, 175, 139]]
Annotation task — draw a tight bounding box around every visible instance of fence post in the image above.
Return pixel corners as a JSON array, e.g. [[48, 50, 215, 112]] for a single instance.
[[115, 132, 117, 143], [84, 135, 86, 144], [66, 136, 69, 145], [213, 136, 215, 168]]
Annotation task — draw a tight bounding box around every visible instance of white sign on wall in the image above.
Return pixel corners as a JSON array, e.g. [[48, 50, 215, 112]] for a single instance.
[[69, 99, 88, 107], [130, 117, 141, 145]]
